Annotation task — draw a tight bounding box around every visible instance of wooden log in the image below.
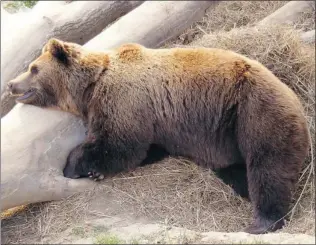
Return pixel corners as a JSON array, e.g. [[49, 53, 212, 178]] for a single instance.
[[1, 1, 143, 117], [1, 104, 97, 211], [1, 1, 220, 211], [85, 1, 219, 51], [300, 29, 315, 43], [258, 1, 315, 26]]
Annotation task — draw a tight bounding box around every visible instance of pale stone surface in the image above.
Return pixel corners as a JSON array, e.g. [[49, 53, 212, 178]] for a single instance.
[[48, 217, 316, 244]]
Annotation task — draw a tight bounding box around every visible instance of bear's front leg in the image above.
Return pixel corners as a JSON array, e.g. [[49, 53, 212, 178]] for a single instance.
[[63, 134, 151, 181], [63, 138, 105, 181]]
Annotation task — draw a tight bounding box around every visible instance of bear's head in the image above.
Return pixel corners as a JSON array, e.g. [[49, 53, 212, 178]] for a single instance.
[[7, 38, 104, 116]]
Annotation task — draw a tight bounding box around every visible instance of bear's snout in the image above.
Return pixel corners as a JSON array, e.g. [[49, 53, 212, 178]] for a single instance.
[[7, 79, 31, 96], [7, 81, 26, 95], [7, 82, 13, 90]]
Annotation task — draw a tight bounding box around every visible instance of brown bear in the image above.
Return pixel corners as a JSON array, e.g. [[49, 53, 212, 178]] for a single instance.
[[7, 38, 310, 235]]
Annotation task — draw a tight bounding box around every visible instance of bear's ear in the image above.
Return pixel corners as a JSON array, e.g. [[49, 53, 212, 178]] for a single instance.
[[42, 39, 69, 64]]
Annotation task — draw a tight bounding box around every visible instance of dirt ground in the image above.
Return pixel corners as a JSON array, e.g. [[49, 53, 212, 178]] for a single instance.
[[1, 1, 315, 244]]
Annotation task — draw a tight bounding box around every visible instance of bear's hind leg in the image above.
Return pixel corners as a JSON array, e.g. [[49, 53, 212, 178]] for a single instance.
[[244, 154, 299, 234], [237, 91, 308, 234], [215, 163, 249, 199]]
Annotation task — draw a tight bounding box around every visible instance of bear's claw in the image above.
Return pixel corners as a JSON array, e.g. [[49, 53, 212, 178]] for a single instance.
[[88, 171, 105, 181]]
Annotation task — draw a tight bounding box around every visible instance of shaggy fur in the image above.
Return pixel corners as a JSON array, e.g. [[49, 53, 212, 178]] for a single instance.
[[7, 39, 310, 234]]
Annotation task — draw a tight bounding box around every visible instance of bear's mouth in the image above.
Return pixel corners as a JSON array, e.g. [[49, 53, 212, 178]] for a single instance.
[[16, 88, 37, 101]]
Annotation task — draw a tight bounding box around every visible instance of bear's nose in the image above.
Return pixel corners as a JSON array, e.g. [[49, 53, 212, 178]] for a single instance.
[[7, 82, 13, 91]]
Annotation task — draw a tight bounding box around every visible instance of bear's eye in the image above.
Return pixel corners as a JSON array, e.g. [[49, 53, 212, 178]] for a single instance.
[[30, 66, 38, 75]]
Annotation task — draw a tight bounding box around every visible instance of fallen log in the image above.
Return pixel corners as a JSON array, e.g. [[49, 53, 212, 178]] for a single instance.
[[1, 1, 143, 117], [1, 104, 95, 211], [257, 1, 315, 44], [1, 1, 219, 211], [85, 1, 219, 50], [300, 29, 315, 43], [258, 1, 315, 26]]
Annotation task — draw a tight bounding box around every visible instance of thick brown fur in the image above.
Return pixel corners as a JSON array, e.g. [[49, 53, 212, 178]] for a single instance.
[[7, 39, 310, 235]]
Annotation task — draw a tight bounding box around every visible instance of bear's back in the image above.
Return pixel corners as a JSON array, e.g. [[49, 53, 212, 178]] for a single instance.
[[107, 44, 302, 110]]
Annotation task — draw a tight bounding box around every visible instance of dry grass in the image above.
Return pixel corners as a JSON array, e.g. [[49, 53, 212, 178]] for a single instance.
[[173, 1, 288, 45], [1, 1, 315, 244], [100, 159, 253, 232], [0, 205, 27, 219], [295, 6, 316, 32], [172, 1, 314, 46], [1, 192, 94, 244]]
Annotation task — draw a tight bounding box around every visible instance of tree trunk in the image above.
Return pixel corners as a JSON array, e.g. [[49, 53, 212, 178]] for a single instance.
[[258, 1, 315, 26], [1, 1, 220, 211], [1, 1, 143, 117]]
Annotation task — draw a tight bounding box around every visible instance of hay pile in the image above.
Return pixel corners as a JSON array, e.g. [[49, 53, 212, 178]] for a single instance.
[[173, 1, 314, 45], [1, 1, 315, 244], [174, 1, 288, 44]]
